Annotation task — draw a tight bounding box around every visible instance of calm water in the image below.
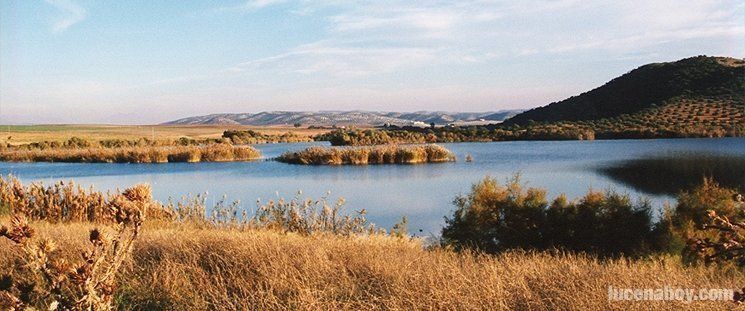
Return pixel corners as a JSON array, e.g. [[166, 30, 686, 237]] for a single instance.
[[1, 138, 743, 235]]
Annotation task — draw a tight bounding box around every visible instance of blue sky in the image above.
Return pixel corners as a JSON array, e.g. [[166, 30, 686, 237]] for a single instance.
[[1, 0, 743, 124]]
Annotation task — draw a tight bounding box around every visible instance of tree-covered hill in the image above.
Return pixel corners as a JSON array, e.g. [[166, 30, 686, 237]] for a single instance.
[[505, 56, 745, 125]]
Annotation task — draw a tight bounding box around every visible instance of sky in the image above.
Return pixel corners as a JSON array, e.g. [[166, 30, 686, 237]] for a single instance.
[[0, 0, 743, 124]]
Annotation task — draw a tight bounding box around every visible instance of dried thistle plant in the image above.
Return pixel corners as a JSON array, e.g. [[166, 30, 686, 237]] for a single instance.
[[0, 185, 147, 311], [688, 210, 745, 266], [0, 176, 172, 224]]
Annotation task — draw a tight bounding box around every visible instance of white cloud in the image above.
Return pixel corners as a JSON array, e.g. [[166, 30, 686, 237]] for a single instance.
[[45, 0, 87, 33], [216, 0, 289, 13], [227, 0, 744, 76], [202, 0, 745, 112], [229, 43, 441, 77], [245, 0, 287, 9]]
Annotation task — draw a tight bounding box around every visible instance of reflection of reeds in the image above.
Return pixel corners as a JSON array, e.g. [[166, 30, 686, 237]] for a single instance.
[[277, 144, 456, 165], [0, 144, 261, 163], [599, 154, 745, 195]]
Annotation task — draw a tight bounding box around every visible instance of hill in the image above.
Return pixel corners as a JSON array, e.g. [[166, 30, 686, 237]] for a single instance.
[[505, 56, 745, 126], [163, 110, 522, 127]]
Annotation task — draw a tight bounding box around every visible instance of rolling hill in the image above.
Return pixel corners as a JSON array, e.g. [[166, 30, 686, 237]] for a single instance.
[[163, 110, 523, 126], [505, 56, 745, 126]]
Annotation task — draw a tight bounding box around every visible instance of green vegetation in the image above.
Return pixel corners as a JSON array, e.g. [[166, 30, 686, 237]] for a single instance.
[[315, 126, 598, 145], [661, 178, 745, 265], [442, 176, 659, 257], [276, 144, 456, 165], [442, 175, 744, 264], [222, 130, 313, 144]]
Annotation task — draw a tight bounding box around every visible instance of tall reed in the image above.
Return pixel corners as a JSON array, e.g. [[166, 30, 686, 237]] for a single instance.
[[0, 176, 378, 235], [0, 176, 171, 223], [0, 144, 261, 163], [277, 144, 456, 165]]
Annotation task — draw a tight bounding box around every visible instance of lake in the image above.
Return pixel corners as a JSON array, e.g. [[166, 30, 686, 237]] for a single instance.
[[1, 138, 743, 235]]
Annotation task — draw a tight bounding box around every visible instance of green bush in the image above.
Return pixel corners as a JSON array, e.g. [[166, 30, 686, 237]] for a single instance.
[[443, 175, 744, 261], [442, 176, 657, 257]]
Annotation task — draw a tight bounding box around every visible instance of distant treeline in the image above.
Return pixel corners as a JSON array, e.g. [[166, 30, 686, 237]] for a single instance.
[[316, 116, 743, 146], [313, 94, 744, 145]]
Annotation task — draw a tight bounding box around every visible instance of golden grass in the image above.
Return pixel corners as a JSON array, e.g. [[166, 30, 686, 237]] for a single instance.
[[1, 177, 743, 310], [0, 125, 331, 146], [0, 222, 742, 310], [277, 144, 456, 165], [0, 144, 261, 163]]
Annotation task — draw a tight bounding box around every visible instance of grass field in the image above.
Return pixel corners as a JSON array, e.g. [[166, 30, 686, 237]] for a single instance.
[[1, 220, 742, 311], [0, 124, 331, 146]]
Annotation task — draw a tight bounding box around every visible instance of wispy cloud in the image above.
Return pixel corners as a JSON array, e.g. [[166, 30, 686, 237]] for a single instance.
[[45, 0, 87, 33]]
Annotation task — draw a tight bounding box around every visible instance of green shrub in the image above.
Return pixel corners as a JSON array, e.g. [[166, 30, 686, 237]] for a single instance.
[[662, 178, 745, 264], [442, 176, 657, 257]]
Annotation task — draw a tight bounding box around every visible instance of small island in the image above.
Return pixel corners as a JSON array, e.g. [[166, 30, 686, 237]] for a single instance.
[[276, 144, 456, 165]]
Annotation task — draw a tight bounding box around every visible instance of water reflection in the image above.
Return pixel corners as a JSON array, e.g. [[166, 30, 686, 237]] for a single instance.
[[598, 153, 745, 196]]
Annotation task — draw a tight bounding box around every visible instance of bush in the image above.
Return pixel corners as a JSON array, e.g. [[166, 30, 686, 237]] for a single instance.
[[663, 178, 745, 265], [442, 176, 657, 257]]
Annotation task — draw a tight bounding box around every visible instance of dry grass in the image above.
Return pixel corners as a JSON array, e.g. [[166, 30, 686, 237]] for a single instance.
[[1, 177, 743, 310], [0, 144, 261, 163], [0, 223, 742, 310], [0, 125, 331, 146], [277, 144, 456, 165]]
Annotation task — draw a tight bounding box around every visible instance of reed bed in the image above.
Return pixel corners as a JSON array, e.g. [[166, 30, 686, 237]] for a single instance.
[[0, 176, 373, 234], [277, 144, 456, 165], [0, 144, 261, 163]]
